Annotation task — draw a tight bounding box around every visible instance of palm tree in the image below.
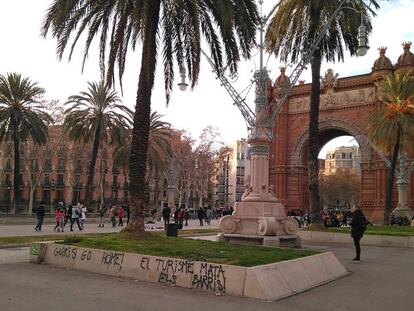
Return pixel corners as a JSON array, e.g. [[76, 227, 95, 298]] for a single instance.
[[113, 111, 173, 177], [367, 71, 414, 224], [265, 0, 378, 226], [0, 73, 50, 202], [43, 0, 259, 234], [64, 81, 133, 204]]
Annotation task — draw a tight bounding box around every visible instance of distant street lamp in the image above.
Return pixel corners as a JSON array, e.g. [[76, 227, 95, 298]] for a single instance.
[[177, 66, 189, 91], [6, 185, 11, 217], [50, 179, 55, 213]]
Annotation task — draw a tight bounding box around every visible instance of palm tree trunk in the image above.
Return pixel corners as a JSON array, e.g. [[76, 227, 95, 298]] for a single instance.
[[125, 0, 161, 235], [85, 126, 101, 205], [308, 49, 323, 226], [12, 120, 20, 204], [384, 127, 401, 224]]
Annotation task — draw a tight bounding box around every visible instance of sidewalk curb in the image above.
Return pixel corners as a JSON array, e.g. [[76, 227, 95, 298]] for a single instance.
[[0, 243, 32, 249]]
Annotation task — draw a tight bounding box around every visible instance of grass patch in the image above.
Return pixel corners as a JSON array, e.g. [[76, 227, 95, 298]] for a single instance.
[[304, 225, 414, 237], [62, 232, 318, 267], [0, 233, 110, 246], [180, 228, 220, 235]]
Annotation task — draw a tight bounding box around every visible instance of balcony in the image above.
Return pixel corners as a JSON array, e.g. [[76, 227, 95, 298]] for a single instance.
[[42, 181, 51, 188], [112, 182, 120, 189]]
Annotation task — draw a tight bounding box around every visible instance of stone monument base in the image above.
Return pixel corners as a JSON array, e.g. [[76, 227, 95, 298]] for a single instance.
[[218, 233, 301, 248]]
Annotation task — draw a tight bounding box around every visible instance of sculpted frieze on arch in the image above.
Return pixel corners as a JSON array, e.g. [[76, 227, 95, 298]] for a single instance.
[[288, 86, 376, 113]]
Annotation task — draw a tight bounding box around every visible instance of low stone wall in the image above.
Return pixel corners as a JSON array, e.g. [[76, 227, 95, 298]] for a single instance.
[[298, 230, 414, 248], [31, 242, 348, 301]]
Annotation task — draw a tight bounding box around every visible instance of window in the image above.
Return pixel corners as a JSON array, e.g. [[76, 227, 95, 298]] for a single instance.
[[113, 175, 118, 186], [57, 174, 64, 185], [56, 190, 64, 202], [58, 158, 65, 170], [44, 159, 52, 171], [75, 175, 80, 184], [44, 174, 50, 185], [31, 159, 38, 171], [19, 173, 23, 186], [112, 190, 118, 200], [5, 159, 12, 170], [75, 160, 82, 172]]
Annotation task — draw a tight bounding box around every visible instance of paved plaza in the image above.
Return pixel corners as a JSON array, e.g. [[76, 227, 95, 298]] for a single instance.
[[0, 237, 413, 311], [0, 218, 219, 238]]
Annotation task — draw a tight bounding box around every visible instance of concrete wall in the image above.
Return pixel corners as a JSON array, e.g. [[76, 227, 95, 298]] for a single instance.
[[32, 243, 348, 301]]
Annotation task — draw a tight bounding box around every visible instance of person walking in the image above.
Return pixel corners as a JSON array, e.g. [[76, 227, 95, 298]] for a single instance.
[[110, 205, 117, 228], [53, 203, 65, 232], [117, 206, 124, 226], [80, 204, 87, 229], [184, 208, 189, 226], [206, 207, 213, 225], [98, 203, 106, 228], [197, 208, 204, 226], [350, 204, 367, 262], [177, 207, 185, 228], [34, 202, 45, 232], [162, 205, 171, 230], [64, 203, 73, 226], [70, 203, 83, 231], [126, 205, 130, 225]]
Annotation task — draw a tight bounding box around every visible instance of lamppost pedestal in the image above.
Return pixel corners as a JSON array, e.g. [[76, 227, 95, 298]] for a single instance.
[[393, 181, 414, 220], [218, 127, 301, 247]]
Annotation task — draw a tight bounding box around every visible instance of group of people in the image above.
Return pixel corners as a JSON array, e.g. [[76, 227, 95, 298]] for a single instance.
[[161, 206, 218, 229], [321, 210, 354, 227], [34, 201, 87, 232], [33, 202, 130, 232], [97, 204, 129, 228]]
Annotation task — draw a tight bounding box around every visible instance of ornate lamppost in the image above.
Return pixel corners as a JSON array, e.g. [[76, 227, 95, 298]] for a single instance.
[[180, 0, 373, 245]]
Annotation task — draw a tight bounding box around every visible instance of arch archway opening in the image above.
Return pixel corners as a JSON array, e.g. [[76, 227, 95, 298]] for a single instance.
[[317, 134, 361, 216]]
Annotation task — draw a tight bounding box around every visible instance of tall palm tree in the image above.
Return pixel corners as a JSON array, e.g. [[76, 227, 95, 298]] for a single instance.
[[368, 71, 414, 224], [113, 111, 173, 177], [64, 81, 133, 204], [43, 0, 259, 234], [0, 73, 50, 202], [265, 0, 378, 225]]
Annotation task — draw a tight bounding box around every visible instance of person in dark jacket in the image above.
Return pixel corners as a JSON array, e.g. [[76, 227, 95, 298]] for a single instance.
[[162, 205, 171, 230], [350, 204, 367, 262], [35, 203, 45, 232], [64, 203, 73, 226], [197, 208, 205, 226]]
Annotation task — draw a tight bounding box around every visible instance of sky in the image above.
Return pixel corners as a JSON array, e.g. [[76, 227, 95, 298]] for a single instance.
[[0, 0, 413, 158]]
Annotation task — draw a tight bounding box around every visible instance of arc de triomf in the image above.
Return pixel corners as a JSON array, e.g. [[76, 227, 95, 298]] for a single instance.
[[268, 43, 414, 221]]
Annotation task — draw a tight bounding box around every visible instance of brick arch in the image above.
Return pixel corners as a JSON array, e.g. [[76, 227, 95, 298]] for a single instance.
[[290, 118, 372, 167], [269, 70, 414, 222]]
